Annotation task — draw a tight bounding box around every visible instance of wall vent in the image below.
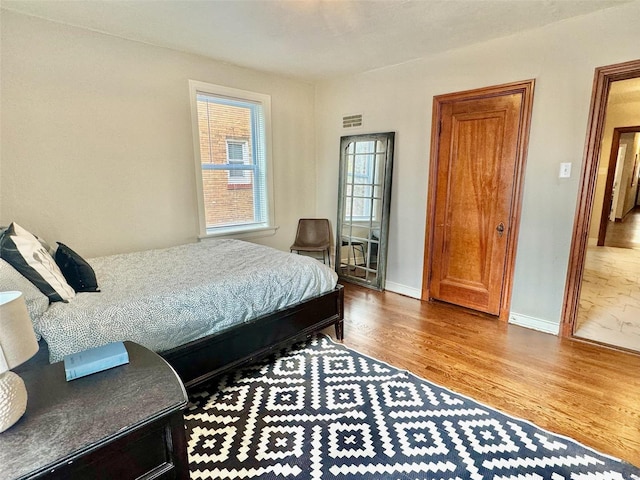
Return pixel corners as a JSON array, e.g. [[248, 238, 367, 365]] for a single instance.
[[342, 114, 363, 128]]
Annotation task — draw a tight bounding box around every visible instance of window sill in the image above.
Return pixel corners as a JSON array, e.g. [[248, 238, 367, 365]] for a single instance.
[[199, 225, 279, 241]]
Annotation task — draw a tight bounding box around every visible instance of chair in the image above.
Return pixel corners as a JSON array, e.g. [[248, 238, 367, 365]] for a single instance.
[[290, 219, 332, 266], [341, 238, 366, 267]]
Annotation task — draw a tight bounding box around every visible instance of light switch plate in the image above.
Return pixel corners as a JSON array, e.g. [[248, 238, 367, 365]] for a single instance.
[[559, 162, 572, 178]]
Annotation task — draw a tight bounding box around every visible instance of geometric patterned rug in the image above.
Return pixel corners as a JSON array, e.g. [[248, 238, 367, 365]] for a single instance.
[[185, 335, 640, 479]]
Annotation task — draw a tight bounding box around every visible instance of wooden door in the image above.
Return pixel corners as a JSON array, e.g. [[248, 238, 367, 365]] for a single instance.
[[424, 81, 534, 318]]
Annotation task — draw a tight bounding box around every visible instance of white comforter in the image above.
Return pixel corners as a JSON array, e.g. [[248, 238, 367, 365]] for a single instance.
[[37, 240, 338, 362]]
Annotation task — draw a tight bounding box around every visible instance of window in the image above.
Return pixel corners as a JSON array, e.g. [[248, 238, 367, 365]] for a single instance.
[[189, 81, 274, 236], [226, 140, 250, 185], [344, 140, 382, 222]]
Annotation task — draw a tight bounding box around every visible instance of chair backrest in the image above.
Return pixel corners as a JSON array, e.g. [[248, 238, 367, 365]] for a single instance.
[[294, 218, 331, 248]]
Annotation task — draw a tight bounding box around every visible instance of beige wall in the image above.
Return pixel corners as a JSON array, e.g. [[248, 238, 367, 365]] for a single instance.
[[636, 133, 640, 208], [0, 11, 316, 257], [314, 2, 640, 328], [615, 133, 639, 219]]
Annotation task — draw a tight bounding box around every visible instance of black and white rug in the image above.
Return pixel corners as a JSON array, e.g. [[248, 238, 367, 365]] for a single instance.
[[185, 335, 640, 479]]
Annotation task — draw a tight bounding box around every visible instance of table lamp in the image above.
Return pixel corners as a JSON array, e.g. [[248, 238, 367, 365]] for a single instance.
[[0, 291, 39, 433]]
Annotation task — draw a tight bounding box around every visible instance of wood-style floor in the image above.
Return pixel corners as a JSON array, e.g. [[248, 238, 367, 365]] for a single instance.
[[604, 206, 640, 249], [323, 283, 640, 467]]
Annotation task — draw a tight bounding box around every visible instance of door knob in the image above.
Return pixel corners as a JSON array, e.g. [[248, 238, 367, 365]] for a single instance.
[[496, 222, 505, 237]]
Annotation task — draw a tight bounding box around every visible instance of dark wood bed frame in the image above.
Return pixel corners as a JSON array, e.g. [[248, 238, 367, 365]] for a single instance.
[[160, 284, 344, 389]]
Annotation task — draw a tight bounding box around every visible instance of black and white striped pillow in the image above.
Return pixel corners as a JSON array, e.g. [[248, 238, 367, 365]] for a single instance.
[[0, 223, 75, 303]]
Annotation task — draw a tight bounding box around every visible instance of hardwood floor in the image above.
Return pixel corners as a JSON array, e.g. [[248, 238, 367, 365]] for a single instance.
[[604, 206, 640, 249], [323, 283, 640, 467]]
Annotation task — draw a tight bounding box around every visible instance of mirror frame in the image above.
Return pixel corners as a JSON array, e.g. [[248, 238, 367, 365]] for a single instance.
[[335, 131, 395, 290]]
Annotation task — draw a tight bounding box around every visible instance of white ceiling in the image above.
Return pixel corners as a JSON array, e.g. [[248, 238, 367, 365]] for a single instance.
[[1, 0, 632, 81]]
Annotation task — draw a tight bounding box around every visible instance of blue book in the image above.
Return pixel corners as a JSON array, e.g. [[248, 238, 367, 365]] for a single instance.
[[64, 342, 130, 381]]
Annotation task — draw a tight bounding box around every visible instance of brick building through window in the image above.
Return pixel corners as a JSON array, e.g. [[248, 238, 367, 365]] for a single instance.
[[190, 82, 271, 235]]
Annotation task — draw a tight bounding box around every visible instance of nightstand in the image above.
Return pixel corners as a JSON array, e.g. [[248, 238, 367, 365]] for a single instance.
[[0, 341, 189, 479]]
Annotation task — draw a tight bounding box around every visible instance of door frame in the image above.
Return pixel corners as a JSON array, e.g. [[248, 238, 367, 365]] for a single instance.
[[561, 59, 640, 337], [422, 79, 535, 321], [597, 126, 640, 246]]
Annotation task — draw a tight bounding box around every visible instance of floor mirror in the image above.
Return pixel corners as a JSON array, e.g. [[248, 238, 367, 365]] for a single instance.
[[335, 132, 394, 290]]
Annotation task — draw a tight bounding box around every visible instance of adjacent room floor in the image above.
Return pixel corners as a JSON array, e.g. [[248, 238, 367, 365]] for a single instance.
[[574, 246, 640, 352], [604, 206, 640, 249], [574, 207, 640, 353]]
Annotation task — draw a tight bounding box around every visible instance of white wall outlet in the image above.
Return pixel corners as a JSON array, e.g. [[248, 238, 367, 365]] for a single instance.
[[559, 162, 572, 178]]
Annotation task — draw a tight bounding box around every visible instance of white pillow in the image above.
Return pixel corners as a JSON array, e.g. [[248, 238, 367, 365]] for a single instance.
[[0, 259, 48, 339], [0, 223, 75, 303]]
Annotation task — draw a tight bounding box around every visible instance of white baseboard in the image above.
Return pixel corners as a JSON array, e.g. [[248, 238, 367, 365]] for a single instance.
[[509, 312, 559, 336], [384, 281, 422, 299]]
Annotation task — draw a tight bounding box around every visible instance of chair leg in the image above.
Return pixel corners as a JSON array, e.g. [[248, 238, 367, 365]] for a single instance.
[[292, 249, 333, 266], [357, 244, 365, 266]]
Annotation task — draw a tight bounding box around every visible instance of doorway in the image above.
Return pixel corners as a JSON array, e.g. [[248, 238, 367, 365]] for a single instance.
[[422, 80, 534, 320], [596, 126, 640, 247], [562, 59, 640, 352]]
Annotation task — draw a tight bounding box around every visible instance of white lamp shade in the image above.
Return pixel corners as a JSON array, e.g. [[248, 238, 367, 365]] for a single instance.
[[0, 291, 39, 372]]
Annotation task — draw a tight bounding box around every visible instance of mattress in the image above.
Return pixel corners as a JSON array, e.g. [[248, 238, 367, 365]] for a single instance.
[[36, 239, 338, 362]]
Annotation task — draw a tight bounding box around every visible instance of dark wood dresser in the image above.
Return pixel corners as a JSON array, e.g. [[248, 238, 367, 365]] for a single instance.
[[0, 341, 189, 479]]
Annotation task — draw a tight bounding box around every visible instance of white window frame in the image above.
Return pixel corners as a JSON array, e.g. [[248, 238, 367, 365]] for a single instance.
[[346, 140, 381, 222], [189, 80, 276, 238], [226, 139, 251, 184]]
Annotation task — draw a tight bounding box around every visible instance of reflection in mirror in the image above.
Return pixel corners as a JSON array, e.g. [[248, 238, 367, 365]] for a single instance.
[[336, 132, 394, 290]]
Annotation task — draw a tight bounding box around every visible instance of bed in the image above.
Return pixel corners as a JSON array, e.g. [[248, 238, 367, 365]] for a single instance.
[[0, 237, 344, 389]]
